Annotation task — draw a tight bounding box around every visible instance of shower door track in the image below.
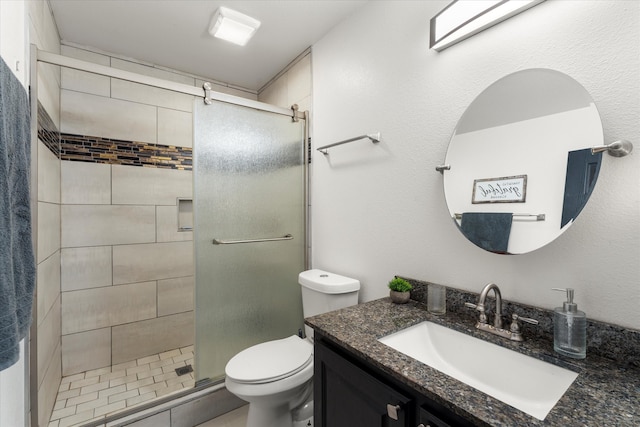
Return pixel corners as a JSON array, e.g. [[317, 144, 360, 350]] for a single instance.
[[34, 47, 306, 121]]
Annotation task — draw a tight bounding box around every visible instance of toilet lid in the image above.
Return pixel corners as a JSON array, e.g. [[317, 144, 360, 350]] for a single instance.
[[225, 335, 313, 384]]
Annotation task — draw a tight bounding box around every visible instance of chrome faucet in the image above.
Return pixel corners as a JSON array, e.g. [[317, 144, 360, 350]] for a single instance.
[[465, 283, 538, 342]]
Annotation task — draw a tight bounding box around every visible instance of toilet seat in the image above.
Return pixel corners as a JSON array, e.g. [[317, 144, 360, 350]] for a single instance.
[[225, 335, 313, 384]]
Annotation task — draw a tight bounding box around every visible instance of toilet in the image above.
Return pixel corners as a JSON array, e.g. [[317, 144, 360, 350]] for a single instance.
[[224, 269, 360, 427]]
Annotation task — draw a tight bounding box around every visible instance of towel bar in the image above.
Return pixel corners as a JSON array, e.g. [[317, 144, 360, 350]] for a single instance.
[[454, 213, 545, 221], [317, 132, 380, 155], [212, 234, 293, 245]]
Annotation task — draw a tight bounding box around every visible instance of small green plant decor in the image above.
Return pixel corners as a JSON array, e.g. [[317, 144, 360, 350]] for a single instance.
[[388, 277, 412, 304]]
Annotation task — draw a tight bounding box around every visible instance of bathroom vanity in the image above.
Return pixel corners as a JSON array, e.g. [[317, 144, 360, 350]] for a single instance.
[[306, 292, 639, 426], [314, 330, 475, 426]]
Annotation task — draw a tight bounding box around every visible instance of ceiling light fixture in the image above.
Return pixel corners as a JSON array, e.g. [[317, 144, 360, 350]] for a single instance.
[[430, 0, 545, 52], [208, 6, 261, 46]]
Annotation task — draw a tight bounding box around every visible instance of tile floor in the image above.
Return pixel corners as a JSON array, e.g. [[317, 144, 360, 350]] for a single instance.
[[48, 345, 195, 427]]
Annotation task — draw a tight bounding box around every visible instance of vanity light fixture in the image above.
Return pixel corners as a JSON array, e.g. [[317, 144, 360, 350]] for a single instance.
[[430, 0, 545, 51], [208, 6, 261, 46]]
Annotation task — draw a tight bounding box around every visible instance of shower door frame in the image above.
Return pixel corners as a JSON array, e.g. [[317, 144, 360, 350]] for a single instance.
[[31, 46, 310, 427]]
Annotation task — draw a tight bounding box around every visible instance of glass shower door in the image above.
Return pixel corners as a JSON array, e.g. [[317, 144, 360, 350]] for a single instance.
[[193, 100, 306, 382]]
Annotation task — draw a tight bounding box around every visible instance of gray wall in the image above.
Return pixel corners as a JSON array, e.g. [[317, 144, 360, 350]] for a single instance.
[[311, 0, 639, 329]]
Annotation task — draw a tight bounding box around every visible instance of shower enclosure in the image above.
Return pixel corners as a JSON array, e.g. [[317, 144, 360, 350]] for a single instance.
[[31, 47, 309, 426], [194, 100, 307, 382]]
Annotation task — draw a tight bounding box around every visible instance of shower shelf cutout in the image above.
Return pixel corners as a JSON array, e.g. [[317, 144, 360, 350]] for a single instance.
[[177, 198, 193, 231]]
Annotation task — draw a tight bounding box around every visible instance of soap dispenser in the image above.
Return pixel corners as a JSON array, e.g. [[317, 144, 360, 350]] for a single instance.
[[552, 288, 586, 359]]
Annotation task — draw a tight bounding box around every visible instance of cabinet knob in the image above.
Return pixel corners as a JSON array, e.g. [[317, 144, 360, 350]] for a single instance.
[[387, 404, 401, 420], [417, 424, 431, 427]]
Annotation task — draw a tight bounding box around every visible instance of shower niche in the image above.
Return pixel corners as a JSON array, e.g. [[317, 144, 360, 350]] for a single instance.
[[177, 198, 194, 231]]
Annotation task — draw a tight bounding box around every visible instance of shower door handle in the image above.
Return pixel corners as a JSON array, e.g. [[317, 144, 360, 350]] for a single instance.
[[212, 234, 293, 245]]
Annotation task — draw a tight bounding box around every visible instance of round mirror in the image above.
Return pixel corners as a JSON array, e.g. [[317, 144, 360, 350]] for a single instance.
[[443, 69, 603, 254]]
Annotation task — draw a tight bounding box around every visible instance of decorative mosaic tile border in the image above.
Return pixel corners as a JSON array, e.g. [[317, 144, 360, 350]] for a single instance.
[[37, 101, 60, 157], [59, 134, 192, 170], [37, 102, 192, 170]]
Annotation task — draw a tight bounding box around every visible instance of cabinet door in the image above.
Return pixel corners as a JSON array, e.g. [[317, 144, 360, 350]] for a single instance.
[[315, 340, 412, 427]]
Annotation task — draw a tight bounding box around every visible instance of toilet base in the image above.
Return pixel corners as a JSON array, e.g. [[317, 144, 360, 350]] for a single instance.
[[246, 403, 291, 427], [245, 403, 313, 427], [292, 399, 313, 424], [244, 388, 313, 427]]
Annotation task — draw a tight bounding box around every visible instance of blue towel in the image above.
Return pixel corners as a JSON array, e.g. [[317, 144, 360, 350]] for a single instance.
[[460, 212, 513, 254], [0, 56, 36, 371]]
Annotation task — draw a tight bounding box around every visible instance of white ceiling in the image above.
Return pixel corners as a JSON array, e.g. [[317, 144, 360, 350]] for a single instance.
[[48, 0, 368, 91]]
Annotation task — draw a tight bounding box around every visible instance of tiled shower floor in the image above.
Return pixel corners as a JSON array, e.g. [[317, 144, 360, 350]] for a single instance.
[[48, 345, 195, 427]]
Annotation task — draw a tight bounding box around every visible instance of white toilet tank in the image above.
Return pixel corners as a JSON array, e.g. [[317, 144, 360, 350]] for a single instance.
[[298, 269, 360, 340]]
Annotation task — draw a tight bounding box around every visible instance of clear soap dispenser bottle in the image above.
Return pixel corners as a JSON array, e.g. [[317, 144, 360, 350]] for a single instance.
[[552, 288, 586, 359]]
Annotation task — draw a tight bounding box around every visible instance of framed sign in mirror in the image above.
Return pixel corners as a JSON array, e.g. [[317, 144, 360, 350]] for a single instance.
[[472, 175, 527, 204]]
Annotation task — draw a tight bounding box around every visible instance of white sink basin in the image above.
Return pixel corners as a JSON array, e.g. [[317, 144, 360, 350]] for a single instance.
[[378, 321, 578, 420]]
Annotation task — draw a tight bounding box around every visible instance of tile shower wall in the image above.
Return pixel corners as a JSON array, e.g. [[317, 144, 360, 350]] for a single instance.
[[59, 143, 194, 377], [29, 0, 64, 425], [57, 44, 257, 377], [258, 50, 311, 113], [37, 105, 62, 427]]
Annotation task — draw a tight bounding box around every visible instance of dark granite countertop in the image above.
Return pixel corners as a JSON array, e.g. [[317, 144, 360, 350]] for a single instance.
[[305, 297, 640, 426]]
